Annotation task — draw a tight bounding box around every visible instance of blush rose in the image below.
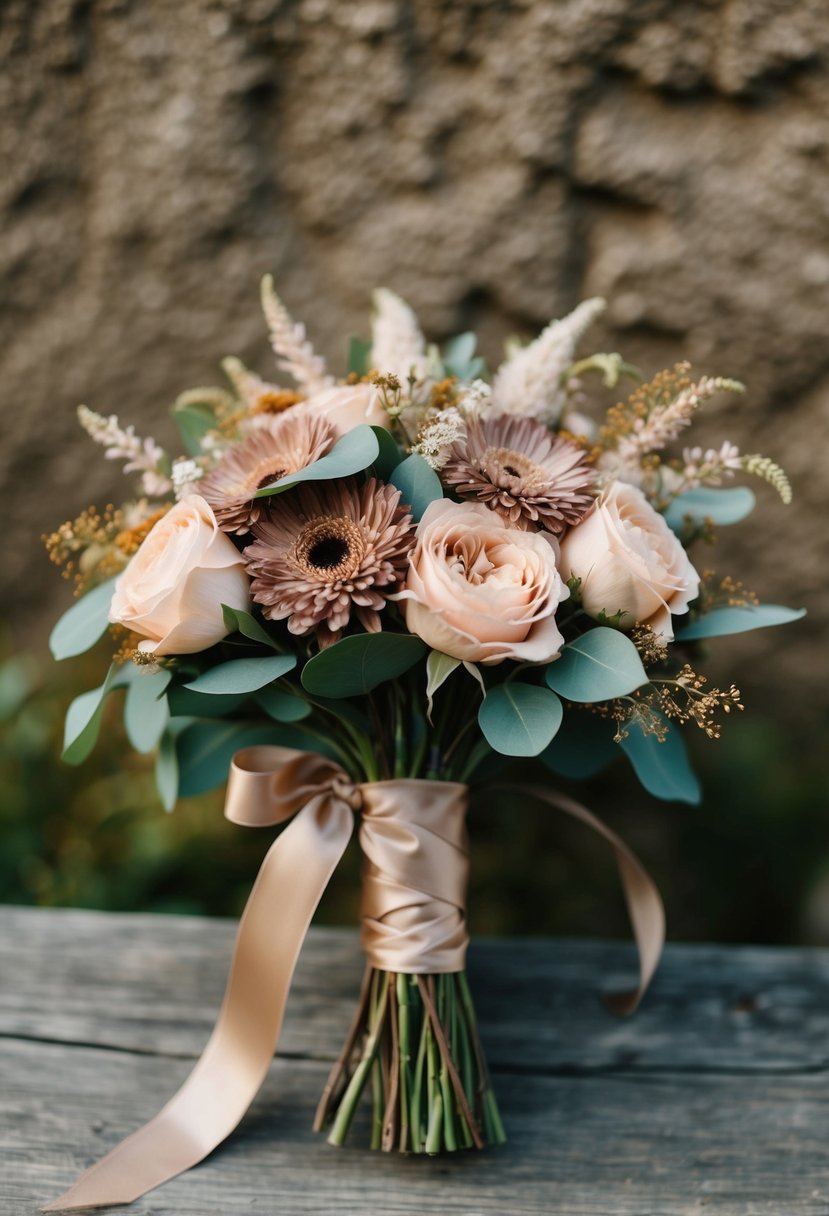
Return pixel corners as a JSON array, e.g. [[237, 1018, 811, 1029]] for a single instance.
[[109, 495, 251, 656], [397, 499, 568, 664], [302, 383, 390, 437], [558, 480, 700, 639]]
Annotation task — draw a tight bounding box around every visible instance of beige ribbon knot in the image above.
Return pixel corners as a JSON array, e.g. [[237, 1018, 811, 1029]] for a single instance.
[[44, 748, 665, 1212]]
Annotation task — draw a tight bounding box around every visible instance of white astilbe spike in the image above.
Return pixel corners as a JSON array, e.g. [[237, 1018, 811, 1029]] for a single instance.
[[491, 298, 606, 423], [221, 356, 275, 410], [629, 377, 744, 457], [370, 288, 431, 385], [674, 441, 744, 493], [260, 275, 333, 394], [77, 405, 172, 497]]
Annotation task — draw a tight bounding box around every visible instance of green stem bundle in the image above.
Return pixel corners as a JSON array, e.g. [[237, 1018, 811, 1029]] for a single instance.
[[314, 967, 505, 1154]]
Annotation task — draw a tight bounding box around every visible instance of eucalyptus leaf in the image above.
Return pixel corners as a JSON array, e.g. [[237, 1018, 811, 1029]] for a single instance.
[[620, 717, 701, 805], [254, 426, 379, 498], [664, 486, 756, 532], [676, 603, 806, 642], [347, 336, 371, 377], [61, 663, 135, 765], [172, 400, 217, 457], [256, 686, 312, 723], [370, 426, 404, 480], [545, 628, 648, 703], [175, 721, 283, 797], [541, 710, 620, 780], [301, 633, 427, 698], [175, 720, 338, 797], [184, 654, 296, 696], [166, 685, 249, 718], [221, 605, 279, 650], [49, 576, 119, 661], [478, 682, 563, 757], [442, 332, 486, 380], [155, 729, 180, 812], [124, 669, 172, 754], [390, 453, 444, 520]]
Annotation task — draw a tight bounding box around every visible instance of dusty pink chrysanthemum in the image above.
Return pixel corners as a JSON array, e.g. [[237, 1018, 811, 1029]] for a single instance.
[[244, 478, 415, 645], [199, 411, 336, 534], [442, 413, 595, 534]]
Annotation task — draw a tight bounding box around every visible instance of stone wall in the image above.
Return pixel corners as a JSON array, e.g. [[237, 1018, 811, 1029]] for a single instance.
[[2, 0, 826, 709]]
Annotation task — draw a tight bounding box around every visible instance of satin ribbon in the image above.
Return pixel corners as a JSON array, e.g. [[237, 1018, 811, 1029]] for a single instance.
[[45, 749, 664, 1211], [498, 785, 665, 1016]]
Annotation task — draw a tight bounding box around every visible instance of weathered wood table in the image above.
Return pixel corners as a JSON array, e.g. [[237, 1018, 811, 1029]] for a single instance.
[[2, 906, 828, 1214]]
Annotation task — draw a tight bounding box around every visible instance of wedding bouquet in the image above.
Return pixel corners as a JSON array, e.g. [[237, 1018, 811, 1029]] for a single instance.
[[43, 280, 802, 1209]]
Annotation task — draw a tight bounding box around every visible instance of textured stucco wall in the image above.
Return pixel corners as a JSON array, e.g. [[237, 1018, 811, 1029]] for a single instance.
[[2, 0, 826, 707]]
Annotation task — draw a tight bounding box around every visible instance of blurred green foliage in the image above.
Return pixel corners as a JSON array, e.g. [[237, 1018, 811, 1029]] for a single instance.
[[1, 640, 826, 944]]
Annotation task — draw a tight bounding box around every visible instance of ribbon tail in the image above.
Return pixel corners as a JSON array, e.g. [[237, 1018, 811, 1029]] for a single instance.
[[43, 796, 354, 1211], [516, 785, 666, 1016]]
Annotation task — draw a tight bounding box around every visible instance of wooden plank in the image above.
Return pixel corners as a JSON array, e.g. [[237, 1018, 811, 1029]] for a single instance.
[[4, 1038, 829, 1215], [2, 905, 829, 1071], [3, 906, 829, 1213]]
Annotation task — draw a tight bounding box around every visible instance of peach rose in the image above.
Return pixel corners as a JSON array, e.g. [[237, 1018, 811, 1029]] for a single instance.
[[109, 495, 251, 656], [302, 383, 390, 437], [558, 480, 700, 639], [397, 499, 567, 664]]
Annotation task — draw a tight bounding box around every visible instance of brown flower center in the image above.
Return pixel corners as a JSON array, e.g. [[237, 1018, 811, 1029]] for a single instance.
[[256, 469, 287, 490], [294, 516, 365, 581], [252, 390, 305, 415], [482, 446, 549, 495]]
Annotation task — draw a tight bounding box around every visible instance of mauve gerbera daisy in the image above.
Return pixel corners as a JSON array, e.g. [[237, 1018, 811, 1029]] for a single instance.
[[442, 413, 595, 534], [245, 478, 415, 645], [199, 411, 336, 535]]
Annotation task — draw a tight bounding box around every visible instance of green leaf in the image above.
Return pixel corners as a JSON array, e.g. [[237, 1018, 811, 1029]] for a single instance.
[[442, 332, 486, 380], [184, 654, 296, 695], [478, 682, 563, 757], [545, 628, 648, 702], [61, 663, 135, 765], [620, 717, 701, 804], [541, 710, 620, 780], [254, 426, 380, 498], [370, 426, 404, 481], [256, 686, 312, 723], [676, 603, 806, 642], [664, 487, 756, 532], [167, 685, 249, 718], [390, 453, 444, 520], [175, 721, 281, 797], [0, 654, 37, 721], [347, 336, 372, 377], [302, 633, 427, 698], [124, 669, 172, 753], [221, 605, 279, 650], [175, 720, 337, 797], [425, 651, 460, 721], [154, 728, 181, 812], [49, 576, 119, 661], [172, 400, 217, 457]]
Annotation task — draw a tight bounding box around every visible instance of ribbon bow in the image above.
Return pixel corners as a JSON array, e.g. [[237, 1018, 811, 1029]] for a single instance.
[[45, 748, 664, 1211]]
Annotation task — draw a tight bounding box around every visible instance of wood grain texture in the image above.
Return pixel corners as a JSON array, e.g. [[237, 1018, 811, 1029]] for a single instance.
[[2, 906, 829, 1214]]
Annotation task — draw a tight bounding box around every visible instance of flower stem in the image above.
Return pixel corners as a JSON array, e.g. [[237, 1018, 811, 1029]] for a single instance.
[[317, 968, 503, 1154]]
